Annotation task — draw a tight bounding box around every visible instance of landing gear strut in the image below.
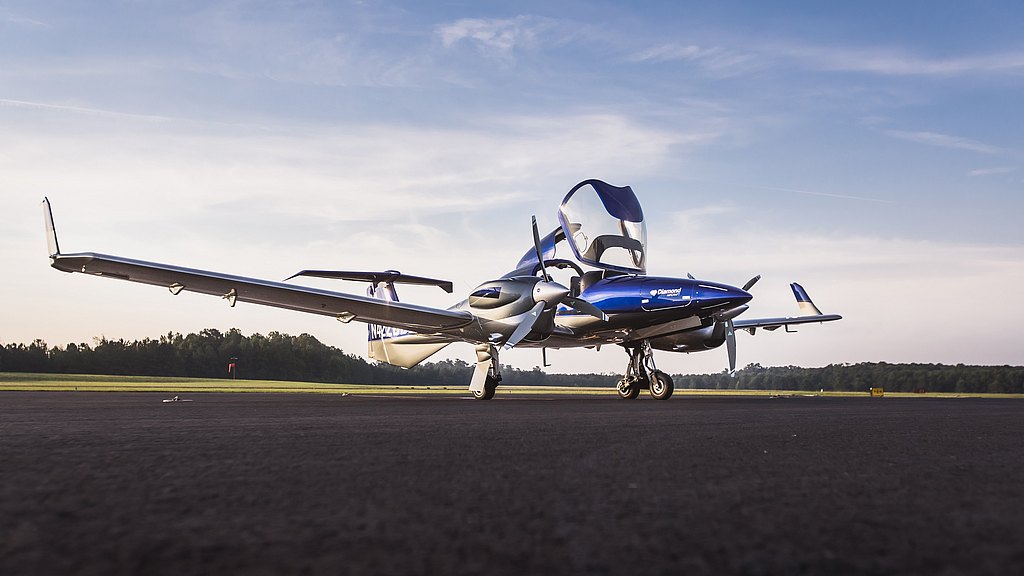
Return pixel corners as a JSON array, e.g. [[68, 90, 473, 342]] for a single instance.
[[471, 344, 501, 400], [617, 341, 673, 400]]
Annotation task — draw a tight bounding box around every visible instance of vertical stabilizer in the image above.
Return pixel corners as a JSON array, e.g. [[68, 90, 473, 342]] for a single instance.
[[366, 281, 449, 368], [791, 283, 823, 316]]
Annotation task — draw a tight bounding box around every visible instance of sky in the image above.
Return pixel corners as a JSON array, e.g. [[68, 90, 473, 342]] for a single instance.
[[2, 0, 1023, 376]]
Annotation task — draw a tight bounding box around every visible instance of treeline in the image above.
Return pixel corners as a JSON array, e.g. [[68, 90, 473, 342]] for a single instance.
[[0, 329, 614, 387], [673, 363, 1023, 394], [1, 329, 1021, 393]]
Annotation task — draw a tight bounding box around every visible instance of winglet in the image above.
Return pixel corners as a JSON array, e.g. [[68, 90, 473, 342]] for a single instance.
[[42, 197, 61, 257], [790, 283, 823, 316]]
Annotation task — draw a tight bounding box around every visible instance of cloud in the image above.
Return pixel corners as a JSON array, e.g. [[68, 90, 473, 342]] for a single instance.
[[0, 9, 47, 28], [436, 16, 555, 59], [670, 204, 737, 232], [0, 98, 173, 122], [626, 43, 756, 74], [0, 106, 704, 255], [882, 130, 1003, 155], [777, 43, 1024, 76], [968, 166, 1016, 177], [628, 38, 1024, 78], [767, 186, 896, 204]]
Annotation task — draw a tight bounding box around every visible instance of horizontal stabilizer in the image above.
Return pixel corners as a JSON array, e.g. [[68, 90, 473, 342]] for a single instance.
[[285, 269, 453, 293]]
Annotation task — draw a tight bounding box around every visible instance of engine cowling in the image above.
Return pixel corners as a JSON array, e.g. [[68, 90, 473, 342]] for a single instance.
[[649, 321, 727, 352]]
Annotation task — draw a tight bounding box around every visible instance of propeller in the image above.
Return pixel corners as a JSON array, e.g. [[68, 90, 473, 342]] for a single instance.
[[532, 215, 550, 282], [723, 275, 759, 375], [504, 301, 548, 349], [503, 217, 607, 350], [726, 319, 737, 375]]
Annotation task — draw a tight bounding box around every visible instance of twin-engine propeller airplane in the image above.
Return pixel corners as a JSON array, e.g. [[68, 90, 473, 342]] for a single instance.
[[43, 180, 840, 400]]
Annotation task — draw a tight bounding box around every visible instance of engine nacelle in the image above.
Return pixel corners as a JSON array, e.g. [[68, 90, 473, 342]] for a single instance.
[[650, 321, 727, 353]]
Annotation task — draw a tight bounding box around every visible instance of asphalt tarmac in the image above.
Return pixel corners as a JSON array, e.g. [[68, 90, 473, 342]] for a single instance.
[[1, 392, 1021, 576]]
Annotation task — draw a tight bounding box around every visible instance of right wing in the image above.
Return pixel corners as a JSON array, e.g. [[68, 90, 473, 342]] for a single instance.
[[43, 198, 480, 338]]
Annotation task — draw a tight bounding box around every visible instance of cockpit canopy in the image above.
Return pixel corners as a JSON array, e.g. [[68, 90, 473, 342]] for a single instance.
[[558, 180, 647, 274]]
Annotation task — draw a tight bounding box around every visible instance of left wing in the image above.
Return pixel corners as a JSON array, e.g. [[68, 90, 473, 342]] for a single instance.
[[733, 283, 842, 334], [43, 198, 486, 339]]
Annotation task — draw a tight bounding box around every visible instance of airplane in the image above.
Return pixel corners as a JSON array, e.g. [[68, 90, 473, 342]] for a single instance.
[[42, 179, 841, 400]]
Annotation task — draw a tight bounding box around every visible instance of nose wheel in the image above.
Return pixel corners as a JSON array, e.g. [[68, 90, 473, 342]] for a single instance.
[[472, 375, 499, 400], [618, 341, 674, 400]]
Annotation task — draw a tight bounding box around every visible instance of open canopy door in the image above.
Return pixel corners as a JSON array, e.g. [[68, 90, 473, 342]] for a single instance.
[[558, 180, 647, 275]]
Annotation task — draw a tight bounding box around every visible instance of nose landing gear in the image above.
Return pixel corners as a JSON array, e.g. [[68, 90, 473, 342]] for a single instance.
[[616, 341, 674, 400]]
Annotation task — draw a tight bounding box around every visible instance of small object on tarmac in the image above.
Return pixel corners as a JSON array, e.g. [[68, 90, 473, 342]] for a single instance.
[[162, 395, 193, 403]]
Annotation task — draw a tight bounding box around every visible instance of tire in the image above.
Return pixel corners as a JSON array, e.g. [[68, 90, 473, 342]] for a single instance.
[[472, 376, 498, 400], [617, 378, 640, 400], [649, 371, 674, 400]]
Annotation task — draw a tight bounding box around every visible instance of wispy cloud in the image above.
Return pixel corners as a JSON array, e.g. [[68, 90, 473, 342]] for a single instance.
[[968, 166, 1016, 177], [626, 43, 755, 74], [778, 43, 1024, 76], [671, 204, 737, 231], [436, 16, 556, 59], [628, 39, 1024, 78], [0, 98, 173, 122], [768, 187, 896, 204], [883, 130, 1003, 155], [0, 9, 47, 28]]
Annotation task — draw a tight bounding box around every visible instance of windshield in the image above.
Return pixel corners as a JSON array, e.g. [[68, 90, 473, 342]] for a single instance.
[[558, 180, 646, 274]]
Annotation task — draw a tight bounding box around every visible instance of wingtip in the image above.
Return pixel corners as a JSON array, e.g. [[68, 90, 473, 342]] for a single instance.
[[790, 282, 824, 316], [42, 196, 60, 257]]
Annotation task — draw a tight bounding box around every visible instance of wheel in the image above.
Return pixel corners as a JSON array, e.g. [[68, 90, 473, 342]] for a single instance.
[[472, 376, 498, 400], [649, 371, 674, 400], [617, 378, 640, 400]]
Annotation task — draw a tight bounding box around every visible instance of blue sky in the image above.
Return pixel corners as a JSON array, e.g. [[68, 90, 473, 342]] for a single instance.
[[2, 1, 1022, 374]]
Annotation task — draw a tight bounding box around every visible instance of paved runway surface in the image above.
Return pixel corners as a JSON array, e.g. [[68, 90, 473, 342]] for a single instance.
[[1, 392, 1021, 575]]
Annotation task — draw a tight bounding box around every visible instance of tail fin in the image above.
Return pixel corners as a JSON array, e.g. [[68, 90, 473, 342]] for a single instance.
[[791, 283, 823, 316], [366, 281, 449, 368]]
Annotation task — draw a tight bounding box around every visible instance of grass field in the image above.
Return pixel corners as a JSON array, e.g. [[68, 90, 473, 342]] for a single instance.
[[1, 372, 1021, 398]]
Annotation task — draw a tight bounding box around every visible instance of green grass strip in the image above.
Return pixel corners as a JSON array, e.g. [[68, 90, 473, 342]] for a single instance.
[[0, 373, 1020, 398]]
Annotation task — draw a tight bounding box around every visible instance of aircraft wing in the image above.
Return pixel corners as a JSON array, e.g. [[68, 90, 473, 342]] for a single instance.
[[733, 313, 842, 332], [732, 283, 842, 334], [49, 251, 476, 333], [42, 198, 480, 335]]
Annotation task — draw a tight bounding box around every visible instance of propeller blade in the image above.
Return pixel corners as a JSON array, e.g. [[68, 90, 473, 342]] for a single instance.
[[504, 301, 546, 350], [532, 215, 550, 282], [687, 273, 695, 280], [726, 319, 737, 376], [563, 296, 608, 321], [742, 275, 761, 292]]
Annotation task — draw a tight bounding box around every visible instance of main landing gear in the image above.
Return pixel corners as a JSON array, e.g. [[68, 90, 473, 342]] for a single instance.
[[616, 341, 673, 400]]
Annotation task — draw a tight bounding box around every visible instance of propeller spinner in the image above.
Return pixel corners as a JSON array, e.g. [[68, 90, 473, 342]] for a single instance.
[[501, 217, 607, 349]]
